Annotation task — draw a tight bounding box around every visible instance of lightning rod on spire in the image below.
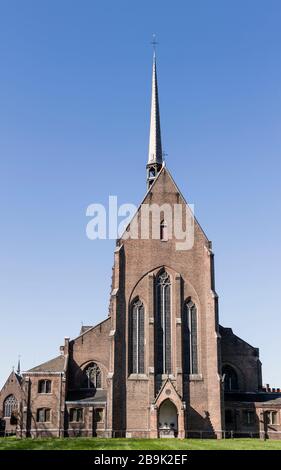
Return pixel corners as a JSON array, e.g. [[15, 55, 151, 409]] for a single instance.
[[151, 33, 158, 54]]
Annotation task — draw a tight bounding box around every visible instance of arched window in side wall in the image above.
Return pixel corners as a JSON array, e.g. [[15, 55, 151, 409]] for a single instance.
[[83, 362, 102, 389], [129, 299, 145, 374], [222, 365, 239, 391], [3, 395, 17, 418], [156, 271, 172, 375], [183, 300, 198, 375]]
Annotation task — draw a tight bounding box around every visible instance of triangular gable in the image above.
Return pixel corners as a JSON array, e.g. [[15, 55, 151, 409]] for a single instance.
[[154, 378, 183, 408], [0, 370, 22, 394], [118, 165, 209, 243]]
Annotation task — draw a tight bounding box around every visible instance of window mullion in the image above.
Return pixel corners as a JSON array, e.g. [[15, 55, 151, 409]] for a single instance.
[[162, 285, 166, 373]]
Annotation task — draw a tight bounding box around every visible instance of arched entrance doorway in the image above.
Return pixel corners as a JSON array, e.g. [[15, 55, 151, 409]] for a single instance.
[[158, 400, 178, 438]]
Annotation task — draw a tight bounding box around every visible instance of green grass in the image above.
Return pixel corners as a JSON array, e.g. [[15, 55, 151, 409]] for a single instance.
[[0, 437, 281, 450]]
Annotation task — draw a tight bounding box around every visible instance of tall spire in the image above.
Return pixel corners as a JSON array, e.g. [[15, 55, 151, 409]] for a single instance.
[[147, 47, 163, 188], [148, 52, 162, 165], [17, 355, 21, 375]]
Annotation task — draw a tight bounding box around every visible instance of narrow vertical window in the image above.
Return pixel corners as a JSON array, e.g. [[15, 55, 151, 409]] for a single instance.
[[160, 220, 168, 241], [156, 271, 171, 374], [129, 299, 145, 374], [184, 300, 198, 374]]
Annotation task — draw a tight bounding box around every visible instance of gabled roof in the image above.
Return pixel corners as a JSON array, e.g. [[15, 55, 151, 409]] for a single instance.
[[220, 325, 259, 352], [0, 370, 22, 392], [27, 354, 65, 372]]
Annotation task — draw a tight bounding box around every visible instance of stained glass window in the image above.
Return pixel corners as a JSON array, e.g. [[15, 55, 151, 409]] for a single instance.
[[129, 299, 145, 374], [156, 271, 171, 374]]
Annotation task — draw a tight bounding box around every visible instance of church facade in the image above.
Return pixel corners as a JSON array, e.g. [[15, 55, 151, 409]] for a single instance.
[[1, 53, 280, 439]]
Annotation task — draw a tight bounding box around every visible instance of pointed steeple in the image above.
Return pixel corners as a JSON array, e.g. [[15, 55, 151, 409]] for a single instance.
[[148, 52, 162, 165], [17, 355, 21, 375], [147, 51, 163, 188]]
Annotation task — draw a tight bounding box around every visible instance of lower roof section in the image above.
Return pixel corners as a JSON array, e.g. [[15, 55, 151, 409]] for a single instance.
[[65, 388, 107, 406], [225, 391, 281, 405]]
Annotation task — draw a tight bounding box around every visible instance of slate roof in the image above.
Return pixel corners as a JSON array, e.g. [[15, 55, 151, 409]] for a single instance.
[[14, 372, 22, 385], [66, 389, 107, 404], [225, 392, 281, 405], [27, 355, 65, 372]]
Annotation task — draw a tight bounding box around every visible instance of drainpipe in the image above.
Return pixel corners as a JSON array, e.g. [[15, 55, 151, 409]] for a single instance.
[[58, 373, 62, 438]]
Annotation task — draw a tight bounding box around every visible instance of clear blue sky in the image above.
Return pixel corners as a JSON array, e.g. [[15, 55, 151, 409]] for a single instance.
[[0, 0, 280, 388]]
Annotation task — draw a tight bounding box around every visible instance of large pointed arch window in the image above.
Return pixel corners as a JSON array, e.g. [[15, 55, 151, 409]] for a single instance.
[[129, 299, 145, 374], [183, 300, 198, 374], [156, 271, 171, 374], [222, 365, 238, 391], [3, 395, 17, 418]]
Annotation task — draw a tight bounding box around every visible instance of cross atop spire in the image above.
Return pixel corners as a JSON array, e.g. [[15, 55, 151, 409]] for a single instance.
[[147, 40, 163, 188]]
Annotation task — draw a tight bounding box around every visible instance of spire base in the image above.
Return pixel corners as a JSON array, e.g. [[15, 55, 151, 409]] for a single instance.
[[146, 162, 162, 188]]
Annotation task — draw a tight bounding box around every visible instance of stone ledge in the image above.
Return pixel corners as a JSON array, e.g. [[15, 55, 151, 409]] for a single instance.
[[189, 374, 203, 381], [127, 374, 149, 381]]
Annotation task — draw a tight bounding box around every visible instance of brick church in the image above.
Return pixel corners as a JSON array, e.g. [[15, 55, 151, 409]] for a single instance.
[[1, 53, 280, 439]]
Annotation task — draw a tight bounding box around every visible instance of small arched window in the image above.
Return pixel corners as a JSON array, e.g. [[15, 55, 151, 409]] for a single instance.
[[84, 362, 102, 389], [129, 298, 145, 374], [3, 395, 17, 418], [222, 365, 239, 391], [183, 300, 198, 375], [160, 220, 168, 241], [149, 167, 156, 179], [38, 379, 52, 394]]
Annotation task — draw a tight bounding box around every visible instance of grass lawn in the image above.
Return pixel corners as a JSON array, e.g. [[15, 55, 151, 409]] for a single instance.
[[0, 437, 281, 450]]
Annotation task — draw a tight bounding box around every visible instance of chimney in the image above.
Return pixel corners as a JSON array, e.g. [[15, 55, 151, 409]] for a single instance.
[[64, 337, 70, 355]]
